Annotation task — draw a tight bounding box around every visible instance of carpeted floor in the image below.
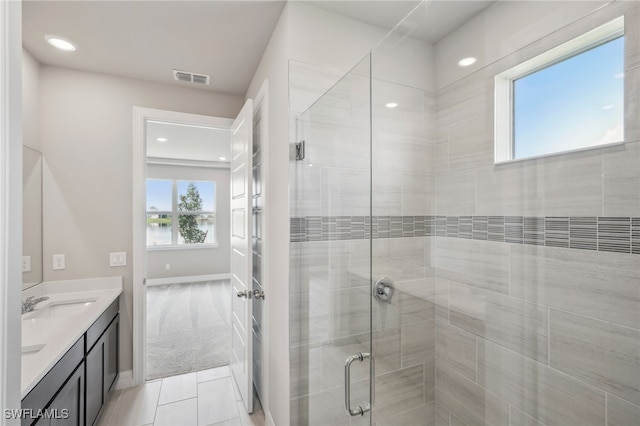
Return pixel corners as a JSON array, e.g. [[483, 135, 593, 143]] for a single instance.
[[146, 280, 231, 380]]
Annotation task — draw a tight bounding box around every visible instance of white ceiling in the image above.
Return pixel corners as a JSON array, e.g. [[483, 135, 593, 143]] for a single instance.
[[146, 121, 231, 162], [302, 0, 495, 43], [22, 0, 287, 96], [23, 1, 494, 97]]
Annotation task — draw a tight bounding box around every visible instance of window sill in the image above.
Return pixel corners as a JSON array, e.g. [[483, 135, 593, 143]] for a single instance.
[[147, 243, 219, 251], [495, 140, 626, 165]]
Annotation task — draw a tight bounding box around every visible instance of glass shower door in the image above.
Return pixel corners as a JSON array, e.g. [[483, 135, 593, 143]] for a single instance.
[[290, 55, 373, 426]]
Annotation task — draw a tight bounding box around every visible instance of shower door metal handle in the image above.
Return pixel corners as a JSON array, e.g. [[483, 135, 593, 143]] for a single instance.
[[344, 352, 373, 416]]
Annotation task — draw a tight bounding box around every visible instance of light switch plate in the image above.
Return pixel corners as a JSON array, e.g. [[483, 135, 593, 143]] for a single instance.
[[110, 252, 127, 267], [53, 254, 65, 270], [22, 256, 31, 272]]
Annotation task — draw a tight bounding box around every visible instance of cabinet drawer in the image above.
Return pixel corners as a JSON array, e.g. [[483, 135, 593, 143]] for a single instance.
[[86, 299, 118, 352], [22, 337, 85, 426]]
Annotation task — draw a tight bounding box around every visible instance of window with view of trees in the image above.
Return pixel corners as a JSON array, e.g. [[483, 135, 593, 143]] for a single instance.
[[146, 179, 216, 247]]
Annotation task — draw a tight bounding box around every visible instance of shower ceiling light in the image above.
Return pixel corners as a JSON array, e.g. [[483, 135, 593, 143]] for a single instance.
[[385, 102, 398, 108], [219, 157, 227, 161], [458, 57, 477, 67], [45, 35, 77, 52], [156, 137, 168, 142]]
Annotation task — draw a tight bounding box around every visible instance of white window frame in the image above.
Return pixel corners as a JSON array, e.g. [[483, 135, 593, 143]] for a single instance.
[[146, 178, 217, 249], [494, 16, 625, 163]]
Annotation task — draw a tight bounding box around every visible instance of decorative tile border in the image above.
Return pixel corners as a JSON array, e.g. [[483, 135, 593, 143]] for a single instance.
[[290, 215, 640, 255]]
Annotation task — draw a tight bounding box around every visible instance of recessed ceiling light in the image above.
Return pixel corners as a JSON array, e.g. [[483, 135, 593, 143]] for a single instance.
[[458, 57, 477, 67], [45, 35, 77, 52], [385, 102, 398, 108], [156, 137, 168, 142], [218, 157, 227, 161]]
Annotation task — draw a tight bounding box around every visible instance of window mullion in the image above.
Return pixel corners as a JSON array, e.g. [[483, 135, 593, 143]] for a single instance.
[[172, 179, 178, 245]]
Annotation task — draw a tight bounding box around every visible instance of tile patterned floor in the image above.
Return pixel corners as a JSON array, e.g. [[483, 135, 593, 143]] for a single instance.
[[97, 366, 265, 426]]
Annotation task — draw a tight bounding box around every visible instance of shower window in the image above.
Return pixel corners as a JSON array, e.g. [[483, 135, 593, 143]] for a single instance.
[[495, 16, 625, 162]]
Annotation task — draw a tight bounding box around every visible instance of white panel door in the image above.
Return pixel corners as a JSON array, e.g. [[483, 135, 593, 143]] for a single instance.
[[230, 99, 254, 413]]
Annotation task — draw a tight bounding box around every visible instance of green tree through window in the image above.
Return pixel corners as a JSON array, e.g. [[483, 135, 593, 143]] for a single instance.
[[178, 182, 208, 243]]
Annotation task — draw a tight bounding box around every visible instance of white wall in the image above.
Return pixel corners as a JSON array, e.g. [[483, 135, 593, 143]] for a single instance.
[[39, 65, 244, 372], [146, 163, 230, 279]]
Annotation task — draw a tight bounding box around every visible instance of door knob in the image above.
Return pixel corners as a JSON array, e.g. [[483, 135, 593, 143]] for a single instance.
[[236, 290, 251, 299], [253, 289, 265, 300]]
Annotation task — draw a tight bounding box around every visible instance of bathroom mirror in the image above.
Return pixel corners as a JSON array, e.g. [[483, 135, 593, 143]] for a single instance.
[[23, 146, 43, 289]]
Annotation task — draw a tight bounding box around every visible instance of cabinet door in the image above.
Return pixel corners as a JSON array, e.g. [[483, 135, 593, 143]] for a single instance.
[[104, 316, 119, 395], [49, 364, 85, 426], [85, 335, 105, 426]]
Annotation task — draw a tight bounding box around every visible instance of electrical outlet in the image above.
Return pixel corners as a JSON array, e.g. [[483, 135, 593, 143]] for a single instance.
[[165, 263, 171, 271], [22, 256, 31, 272], [53, 254, 65, 270], [110, 252, 127, 267]]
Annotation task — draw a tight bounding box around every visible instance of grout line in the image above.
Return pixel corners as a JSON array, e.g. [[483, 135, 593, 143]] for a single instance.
[[605, 393, 609, 426], [475, 337, 479, 384], [547, 308, 551, 367]]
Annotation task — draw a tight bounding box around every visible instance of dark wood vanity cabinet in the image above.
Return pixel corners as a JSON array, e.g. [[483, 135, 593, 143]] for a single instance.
[[86, 314, 119, 426], [22, 298, 119, 426], [48, 366, 85, 426]]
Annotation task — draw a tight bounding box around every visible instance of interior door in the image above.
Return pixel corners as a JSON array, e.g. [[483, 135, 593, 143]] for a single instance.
[[230, 99, 254, 413]]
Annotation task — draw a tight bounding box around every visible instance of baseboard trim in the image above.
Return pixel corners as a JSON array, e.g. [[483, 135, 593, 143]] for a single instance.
[[146, 273, 230, 287], [115, 370, 134, 390]]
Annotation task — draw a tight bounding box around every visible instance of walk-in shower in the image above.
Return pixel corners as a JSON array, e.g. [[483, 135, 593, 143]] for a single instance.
[[290, 1, 640, 425]]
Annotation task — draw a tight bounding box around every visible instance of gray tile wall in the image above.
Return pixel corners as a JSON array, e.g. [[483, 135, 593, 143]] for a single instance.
[[434, 3, 640, 425]]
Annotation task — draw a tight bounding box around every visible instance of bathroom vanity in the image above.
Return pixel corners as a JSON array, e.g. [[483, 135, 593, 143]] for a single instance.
[[21, 277, 122, 426]]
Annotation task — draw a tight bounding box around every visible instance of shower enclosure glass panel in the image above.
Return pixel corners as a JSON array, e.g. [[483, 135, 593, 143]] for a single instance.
[[290, 56, 373, 425], [368, 2, 437, 424]]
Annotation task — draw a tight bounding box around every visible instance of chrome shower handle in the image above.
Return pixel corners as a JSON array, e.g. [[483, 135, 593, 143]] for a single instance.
[[344, 352, 372, 417]]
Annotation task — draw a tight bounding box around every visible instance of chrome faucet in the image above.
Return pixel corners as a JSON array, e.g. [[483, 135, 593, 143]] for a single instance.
[[22, 296, 49, 314]]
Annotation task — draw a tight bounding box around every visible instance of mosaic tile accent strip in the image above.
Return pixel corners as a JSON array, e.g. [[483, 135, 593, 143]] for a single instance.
[[597, 217, 630, 254], [544, 217, 569, 248], [487, 216, 505, 242], [633, 218, 640, 255], [570, 217, 597, 251], [290, 215, 640, 255]]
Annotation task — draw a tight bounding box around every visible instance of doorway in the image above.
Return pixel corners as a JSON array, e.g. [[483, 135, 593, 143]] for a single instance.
[[144, 119, 232, 380], [132, 99, 268, 418]]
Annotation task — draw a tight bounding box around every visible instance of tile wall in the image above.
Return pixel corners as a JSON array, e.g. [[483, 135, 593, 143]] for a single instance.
[[433, 2, 640, 426]]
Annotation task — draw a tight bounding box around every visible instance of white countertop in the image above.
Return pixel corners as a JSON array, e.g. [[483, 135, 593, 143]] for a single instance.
[[21, 276, 123, 398]]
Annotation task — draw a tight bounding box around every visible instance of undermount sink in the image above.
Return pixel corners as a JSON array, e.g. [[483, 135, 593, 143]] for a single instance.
[[23, 299, 96, 320], [22, 343, 45, 355]]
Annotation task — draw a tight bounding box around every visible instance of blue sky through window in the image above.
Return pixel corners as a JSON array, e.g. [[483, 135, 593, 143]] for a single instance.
[[146, 179, 216, 211], [146, 179, 171, 211], [513, 36, 624, 159]]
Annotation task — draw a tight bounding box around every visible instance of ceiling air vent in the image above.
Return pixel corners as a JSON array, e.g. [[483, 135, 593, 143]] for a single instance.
[[172, 69, 210, 85]]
